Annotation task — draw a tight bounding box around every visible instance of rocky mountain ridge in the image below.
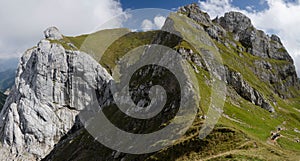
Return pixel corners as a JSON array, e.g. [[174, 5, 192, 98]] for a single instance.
[[0, 3, 299, 161], [179, 4, 299, 99]]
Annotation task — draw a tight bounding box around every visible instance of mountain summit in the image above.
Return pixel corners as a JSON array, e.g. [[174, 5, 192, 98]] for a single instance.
[[0, 3, 299, 161]]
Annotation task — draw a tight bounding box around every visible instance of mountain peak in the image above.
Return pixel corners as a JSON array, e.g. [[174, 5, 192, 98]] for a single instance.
[[218, 11, 253, 33], [44, 26, 63, 40], [178, 3, 212, 26]]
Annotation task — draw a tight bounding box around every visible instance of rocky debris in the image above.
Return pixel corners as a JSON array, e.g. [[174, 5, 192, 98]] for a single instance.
[[3, 88, 11, 95], [270, 126, 284, 142], [271, 132, 281, 141], [178, 48, 207, 71], [0, 28, 112, 160], [44, 27, 63, 40], [204, 24, 227, 41], [225, 67, 275, 112]]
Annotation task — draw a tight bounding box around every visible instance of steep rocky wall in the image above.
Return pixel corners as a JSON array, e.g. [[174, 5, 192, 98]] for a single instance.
[[0, 27, 112, 160]]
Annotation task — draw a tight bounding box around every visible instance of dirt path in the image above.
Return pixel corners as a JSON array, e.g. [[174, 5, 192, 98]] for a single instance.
[[199, 149, 243, 161]]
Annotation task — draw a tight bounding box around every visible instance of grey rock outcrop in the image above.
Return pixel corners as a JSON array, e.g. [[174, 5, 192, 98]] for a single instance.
[[0, 29, 112, 160], [178, 3, 212, 27], [44, 27, 63, 40], [225, 67, 275, 112], [218, 12, 252, 37], [215, 11, 293, 62], [180, 4, 299, 98], [218, 12, 298, 98], [253, 60, 299, 98], [178, 3, 226, 41]]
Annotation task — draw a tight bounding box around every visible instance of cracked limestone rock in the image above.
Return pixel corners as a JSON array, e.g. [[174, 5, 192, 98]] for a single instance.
[[0, 28, 112, 160]]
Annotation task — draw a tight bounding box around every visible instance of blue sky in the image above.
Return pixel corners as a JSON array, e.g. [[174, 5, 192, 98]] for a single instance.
[[121, 0, 199, 10], [231, 0, 268, 11], [120, 0, 269, 11]]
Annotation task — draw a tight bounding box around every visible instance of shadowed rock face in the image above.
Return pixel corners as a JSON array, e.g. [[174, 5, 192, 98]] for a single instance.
[[0, 92, 6, 111]]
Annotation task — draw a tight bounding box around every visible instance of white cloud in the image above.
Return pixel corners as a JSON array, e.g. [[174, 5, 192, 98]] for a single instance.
[[141, 19, 155, 31], [154, 16, 167, 29], [199, 0, 300, 76], [245, 6, 255, 12], [199, 0, 241, 18], [296, 55, 300, 77], [0, 0, 124, 59], [141, 16, 166, 31]]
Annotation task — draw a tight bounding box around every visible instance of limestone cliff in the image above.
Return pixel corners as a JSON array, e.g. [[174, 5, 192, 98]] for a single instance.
[[0, 27, 112, 160]]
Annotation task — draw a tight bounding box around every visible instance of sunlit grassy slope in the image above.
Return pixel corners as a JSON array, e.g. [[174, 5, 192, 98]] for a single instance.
[[46, 12, 300, 161]]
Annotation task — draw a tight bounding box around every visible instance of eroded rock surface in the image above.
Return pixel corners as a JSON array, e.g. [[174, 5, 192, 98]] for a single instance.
[[0, 29, 112, 160]]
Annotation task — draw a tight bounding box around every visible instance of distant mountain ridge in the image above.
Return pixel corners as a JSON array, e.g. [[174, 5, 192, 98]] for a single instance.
[[0, 58, 18, 92], [0, 69, 16, 92], [0, 58, 18, 73]]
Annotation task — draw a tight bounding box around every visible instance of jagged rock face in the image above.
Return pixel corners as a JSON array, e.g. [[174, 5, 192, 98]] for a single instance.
[[180, 4, 298, 98], [216, 12, 293, 62], [178, 3, 212, 27], [253, 60, 299, 98], [218, 12, 252, 36], [178, 3, 226, 41], [217, 11, 298, 98], [225, 67, 275, 112], [0, 30, 112, 160]]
